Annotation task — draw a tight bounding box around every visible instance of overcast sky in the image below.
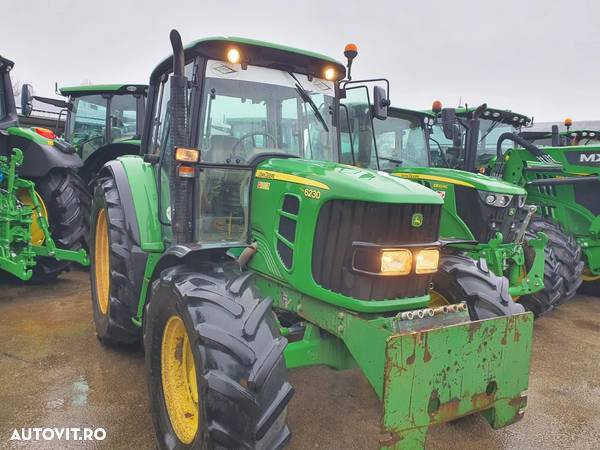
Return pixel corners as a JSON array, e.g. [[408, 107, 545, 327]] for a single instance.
[[3, 0, 599, 121]]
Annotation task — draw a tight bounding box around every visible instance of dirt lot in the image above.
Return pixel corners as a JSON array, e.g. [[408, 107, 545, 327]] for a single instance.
[[1, 269, 599, 449]]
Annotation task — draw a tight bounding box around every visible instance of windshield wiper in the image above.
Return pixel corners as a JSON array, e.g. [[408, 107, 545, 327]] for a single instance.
[[379, 156, 403, 165], [288, 72, 329, 132]]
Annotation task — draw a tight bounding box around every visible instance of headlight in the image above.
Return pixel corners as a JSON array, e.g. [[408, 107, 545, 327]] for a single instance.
[[380, 250, 412, 275], [415, 249, 440, 274]]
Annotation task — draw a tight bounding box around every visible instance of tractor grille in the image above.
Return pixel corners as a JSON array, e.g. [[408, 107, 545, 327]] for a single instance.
[[455, 186, 525, 243], [311, 200, 441, 301]]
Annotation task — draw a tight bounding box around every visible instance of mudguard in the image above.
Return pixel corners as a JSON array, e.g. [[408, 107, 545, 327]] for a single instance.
[[79, 141, 141, 184], [7, 128, 82, 177]]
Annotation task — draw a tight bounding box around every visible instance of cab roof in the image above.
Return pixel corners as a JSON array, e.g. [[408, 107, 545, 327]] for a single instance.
[[150, 36, 346, 83], [454, 106, 531, 126], [59, 84, 148, 97], [389, 106, 434, 121]]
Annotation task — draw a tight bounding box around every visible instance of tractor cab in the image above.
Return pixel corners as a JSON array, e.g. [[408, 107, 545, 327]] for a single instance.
[[340, 102, 433, 170], [430, 106, 531, 171], [141, 37, 345, 244]]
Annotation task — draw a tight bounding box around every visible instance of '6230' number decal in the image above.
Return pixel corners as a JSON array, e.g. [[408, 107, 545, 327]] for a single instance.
[[303, 188, 321, 199]]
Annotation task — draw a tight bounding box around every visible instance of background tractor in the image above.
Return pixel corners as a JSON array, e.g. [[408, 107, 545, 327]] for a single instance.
[[24, 84, 147, 190], [89, 32, 533, 449], [433, 105, 597, 298], [339, 101, 555, 316], [0, 55, 88, 281]]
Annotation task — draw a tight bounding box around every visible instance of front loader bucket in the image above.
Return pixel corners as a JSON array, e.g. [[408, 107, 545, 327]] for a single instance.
[[379, 312, 533, 449]]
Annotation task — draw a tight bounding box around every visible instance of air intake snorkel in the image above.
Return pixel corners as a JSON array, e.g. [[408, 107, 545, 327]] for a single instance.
[[169, 29, 193, 243]]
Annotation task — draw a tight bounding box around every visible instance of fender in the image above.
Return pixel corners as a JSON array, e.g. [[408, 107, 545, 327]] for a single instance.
[[79, 141, 141, 184], [133, 243, 246, 327], [7, 128, 82, 177]]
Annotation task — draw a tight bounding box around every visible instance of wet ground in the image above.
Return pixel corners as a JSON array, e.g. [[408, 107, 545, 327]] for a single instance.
[[0, 269, 599, 449]]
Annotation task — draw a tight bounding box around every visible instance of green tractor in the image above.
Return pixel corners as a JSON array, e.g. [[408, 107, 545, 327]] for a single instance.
[[0, 55, 88, 281], [339, 100, 555, 316], [432, 105, 594, 298], [520, 117, 600, 148], [25, 84, 147, 189], [90, 31, 533, 449]]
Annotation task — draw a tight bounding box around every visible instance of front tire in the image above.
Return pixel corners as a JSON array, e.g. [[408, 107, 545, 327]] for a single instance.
[[431, 254, 524, 320], [90, 175, 140, 344], [528, 217, 584, 304], [145, 264, 293, 450]]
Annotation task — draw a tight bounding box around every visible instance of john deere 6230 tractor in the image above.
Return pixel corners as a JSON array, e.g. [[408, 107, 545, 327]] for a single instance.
[[90, 31, 533, 449], [0, 55, 88, 281], [339, 100, 555, 316]]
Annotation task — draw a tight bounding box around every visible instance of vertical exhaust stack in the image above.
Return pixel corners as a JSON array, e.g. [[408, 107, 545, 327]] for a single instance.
[[464, 103, 487, 172], [169, 29, 193, 243]]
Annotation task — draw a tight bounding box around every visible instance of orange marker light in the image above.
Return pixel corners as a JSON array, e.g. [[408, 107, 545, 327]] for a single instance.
[[344, 43, 358, 58], [564, 117, 573, 127], [34, 127, 56, 140], [432, 100, 443, 113], [178, 165, 195, 178]]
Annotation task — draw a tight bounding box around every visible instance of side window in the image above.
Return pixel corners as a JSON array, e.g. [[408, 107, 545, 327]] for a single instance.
[[108, 94, 138, 142], [340, 86, 377, 169], [69, 95, 108, 161], [152, 61, 195, 228]]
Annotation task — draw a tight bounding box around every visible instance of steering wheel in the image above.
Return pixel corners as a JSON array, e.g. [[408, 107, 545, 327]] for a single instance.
[[229, 131, 277, 163]]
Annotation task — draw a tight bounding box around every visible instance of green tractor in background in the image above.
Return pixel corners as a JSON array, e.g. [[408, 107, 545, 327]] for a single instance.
[[0, 55, 88, 281], [89, 31, 533, 449], [432, 105, 596, 298], [520, 117, 600, 147], [339, 100, 556, 316], [25, 84, 147, 189]]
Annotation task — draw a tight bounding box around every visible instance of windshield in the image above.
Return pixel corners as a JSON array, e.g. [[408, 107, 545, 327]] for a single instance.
[[109, 94, 138, 141], [199, 60, 338, 165], [68, 94, 107, 160], [475, 118, 518, 159], [373, 113, 429, 170]]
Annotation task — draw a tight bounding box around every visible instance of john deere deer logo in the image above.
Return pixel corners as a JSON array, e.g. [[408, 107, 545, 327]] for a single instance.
[[411, 213, 424, 228]]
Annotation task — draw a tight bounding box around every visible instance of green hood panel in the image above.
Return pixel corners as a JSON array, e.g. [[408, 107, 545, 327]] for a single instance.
[[391, 167, 526, 195], [257, 158, 444, 205]]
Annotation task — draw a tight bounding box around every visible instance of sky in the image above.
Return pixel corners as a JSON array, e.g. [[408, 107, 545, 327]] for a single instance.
[[3, 0, 599, 122]]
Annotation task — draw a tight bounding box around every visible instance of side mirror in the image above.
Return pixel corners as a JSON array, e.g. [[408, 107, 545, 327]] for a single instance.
[[441, 108, 462, 146], [21, 84, 34, 117], [372, 85, 390, 120]]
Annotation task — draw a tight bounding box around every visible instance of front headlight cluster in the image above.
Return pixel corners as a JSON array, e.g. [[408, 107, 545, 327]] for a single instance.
[[380, 248, 440, 275], [479, 191, 514, 208]]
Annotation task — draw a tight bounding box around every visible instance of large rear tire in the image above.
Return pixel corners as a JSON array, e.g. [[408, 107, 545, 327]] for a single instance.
[[28, 169, 87, 283], [527, 217, 584, 304], [518, 231, 563, 317], [89, 175, 140, 344], [431, 254, 524, 320], [145, 264, 293, 450]]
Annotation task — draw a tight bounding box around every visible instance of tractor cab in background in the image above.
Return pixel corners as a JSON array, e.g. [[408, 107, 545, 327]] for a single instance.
[[28, 84, 147, 188]]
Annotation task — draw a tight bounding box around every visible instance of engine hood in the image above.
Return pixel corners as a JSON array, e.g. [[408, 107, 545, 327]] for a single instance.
[[391, 167, 526, 195], [256, 158, 444, 205]]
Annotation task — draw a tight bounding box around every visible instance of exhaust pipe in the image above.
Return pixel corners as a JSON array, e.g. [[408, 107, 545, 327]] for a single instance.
[[169, 29, 193, 243]]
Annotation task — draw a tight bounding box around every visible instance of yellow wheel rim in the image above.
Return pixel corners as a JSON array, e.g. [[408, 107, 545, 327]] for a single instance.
[[582, 268, 600, 282], [429, 290, 451, 307], [17, 190, 48, 246], [161, 315, 199, 444], [94, 209, 110, 315]]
